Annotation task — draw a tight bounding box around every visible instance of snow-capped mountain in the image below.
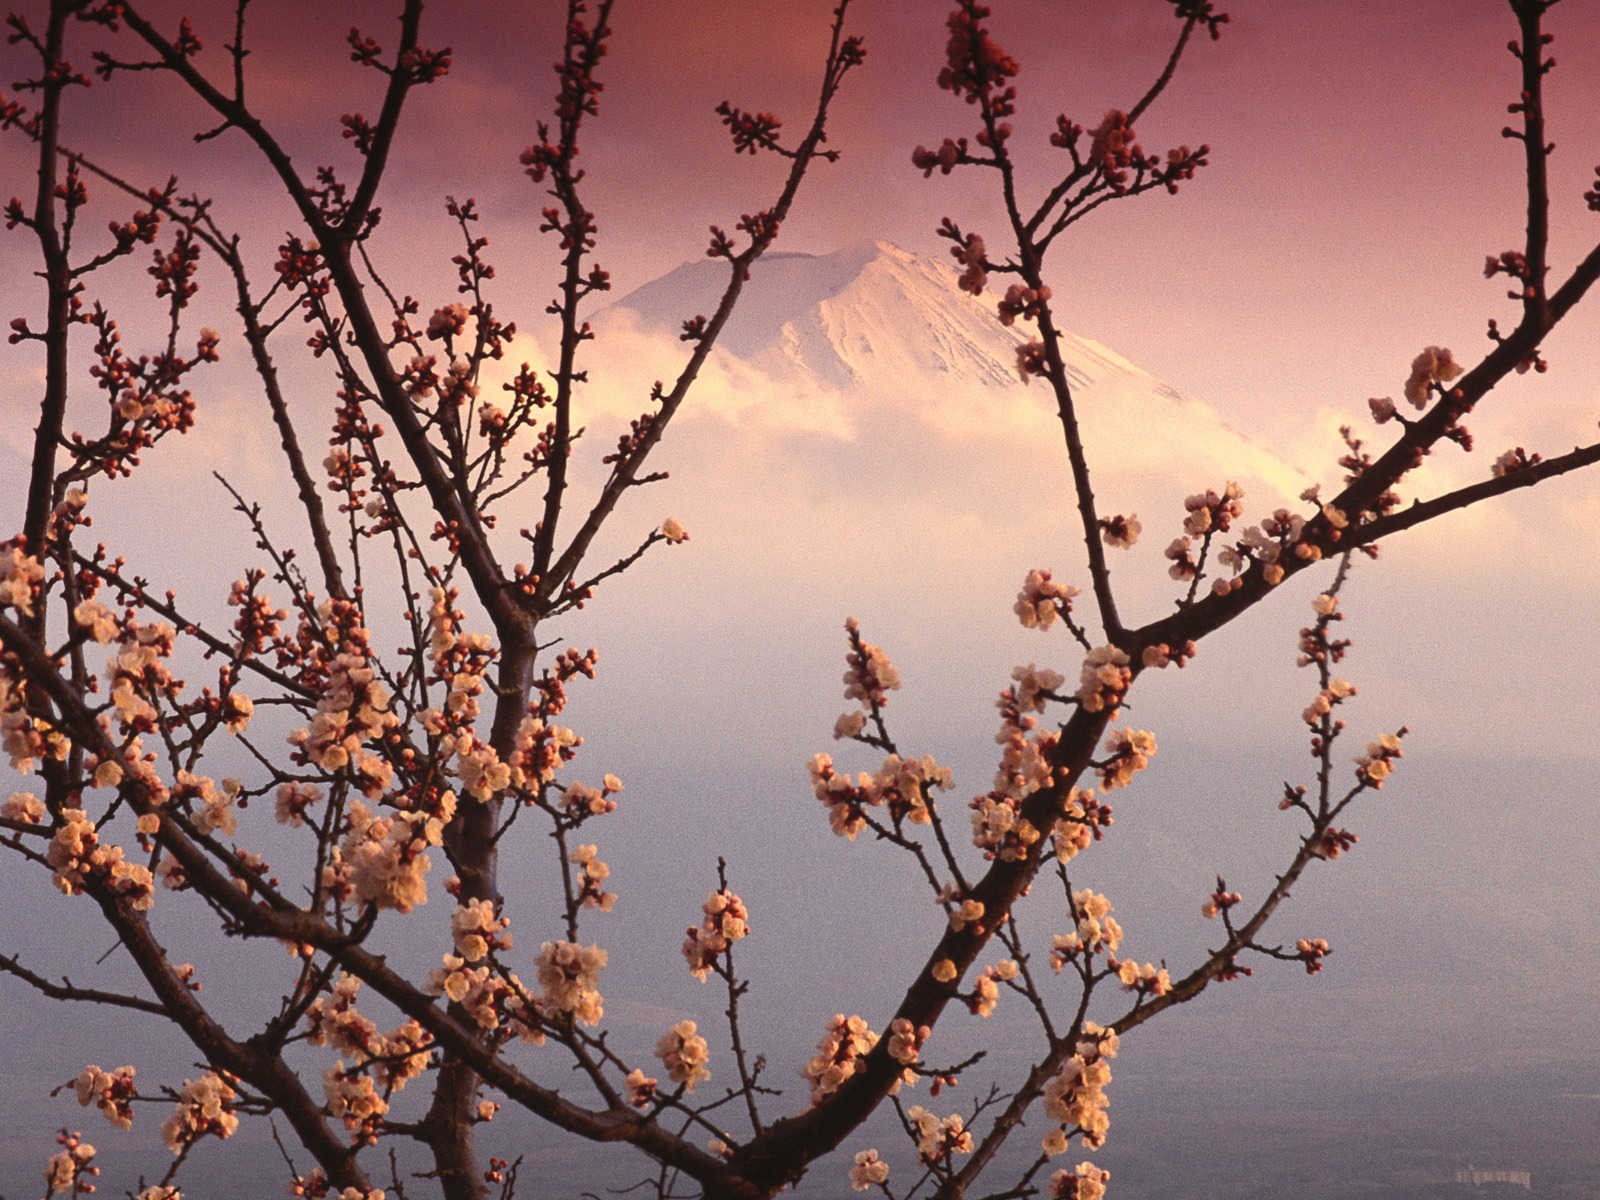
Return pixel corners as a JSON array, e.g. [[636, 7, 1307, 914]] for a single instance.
[[594, 239, 1304, 502]]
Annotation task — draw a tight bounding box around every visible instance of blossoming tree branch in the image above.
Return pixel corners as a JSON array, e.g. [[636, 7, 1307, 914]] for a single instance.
[[2, 1, 1598, 1198]]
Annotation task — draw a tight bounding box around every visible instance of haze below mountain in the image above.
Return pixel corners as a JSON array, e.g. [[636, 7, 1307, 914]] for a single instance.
[[588, 238, 1306, 499]]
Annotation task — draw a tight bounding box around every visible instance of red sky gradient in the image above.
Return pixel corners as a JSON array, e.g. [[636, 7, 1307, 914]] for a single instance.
[[7, 0, 1600, 454]]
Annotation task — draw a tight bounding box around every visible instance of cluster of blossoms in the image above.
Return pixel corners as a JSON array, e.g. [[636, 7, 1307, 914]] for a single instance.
[[332, 795, 454, 914], [1139, 640, 1196, 670], [1309, 825, 1359, 861], [3, 790, 44, 824], [321, 438, 363, 498], [989, 671, 1059, 806], [1295, 937, 1332, 974], [1087, 108, 1141, 184], [560, 774, 623, 817], [1041, 1023, 1119, 1151], [1163, 537, 1198, 581], [886, 1016, 929, 1076], [303, 974, 382, 1056], [1051, 889, 1122, 968], [159, 1072, 239, 1153], [1048, 1161, 1111, 1200], [304, 974, 432, 1095], [848, 1148, 890, 1192], [86, 736, 166, 818], [968, 958, 1020, 1017], [1014, 568, 1080, 631], [1201, 884, 1243, 921], [1213, 509, 1308, 590], [1184, 483, 1245, 537], [624, 1067, 658, 1109], [802, 1014, 878, 1104], [809, 751, 954, 839], [452, 899, 512, 962], [1013, 662, 1066, 715], [104, 619, 179, 732], [227, 573, 287, 656], [455, 646, 600, 812], [935, 0, 1018, 108], [945, 890, 986, 934], [1484, 247, 1531, 289], [73, 1064, 136, 1130], [285, 1165, 384, 1200], [1076, 647, 1131, 716], [1491, 448, 1542, 480], [887, 754, 953, 823], [1369, 344, 1465, 421], [950, 230, 987, 294], [978, 669, 1062, 853], [1015, 339, 1048, 382], [569, 843, 616, 911], [1098, 513, 1140, 549], [1355, 730, 1405, 787], [451, 721, 507, 803], [832, 708, 866, 740], [970, 787, 1042, 862], [1302, 677, 1356, 727], [906, 1105, 973, 1164], [406, 354, 480, 413], [841, 618, 901, 709], [44, 1131, 97, 1197], [173, 772, 241, 837], [324, 1064, 389, 1140], [426, 953, 542, 1042], [1491, 446, 1542, 478], [997, 282, 1051, 326], [425, 301, 471, 343], [1184, 499, 1305, 592], [655, 1019, 711, 1091], [807, 755, 873, 839], [421, 588, 506, 802], [1404, 345, 1463, 407], [1114, 959, 1171, 997], [1051, 786, 1111, 863], [289, 640, 399, 798], [536, 940, 607, 1026], [1299, 592, 1350, 672], [913, 135, 967, 178], [1, 675, 51, 773], [682, 888, 749, 980], [1096, 728, 1156, 791], [274, 781, 324, 828], [0, 543, 44, 614], [47, 808, 155, 911]]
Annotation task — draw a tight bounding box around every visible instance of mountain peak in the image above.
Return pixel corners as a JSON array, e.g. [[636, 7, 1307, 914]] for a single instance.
[[604, 240, 1176, 396], [593, 241, 1304, 498], [605, 239, 1032, 390]]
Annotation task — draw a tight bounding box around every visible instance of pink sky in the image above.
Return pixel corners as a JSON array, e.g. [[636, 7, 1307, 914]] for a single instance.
[[10, 0, 1600, 452]]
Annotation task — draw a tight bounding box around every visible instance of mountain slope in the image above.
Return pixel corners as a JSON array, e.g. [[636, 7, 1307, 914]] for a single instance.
[[596, 240, 1305, 501]]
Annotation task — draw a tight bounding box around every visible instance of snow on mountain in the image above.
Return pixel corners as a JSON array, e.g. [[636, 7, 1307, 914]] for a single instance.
[[593, 239, 1306, 506], [608, 240, 1025, 391], [556, 239, 1323, 752]]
